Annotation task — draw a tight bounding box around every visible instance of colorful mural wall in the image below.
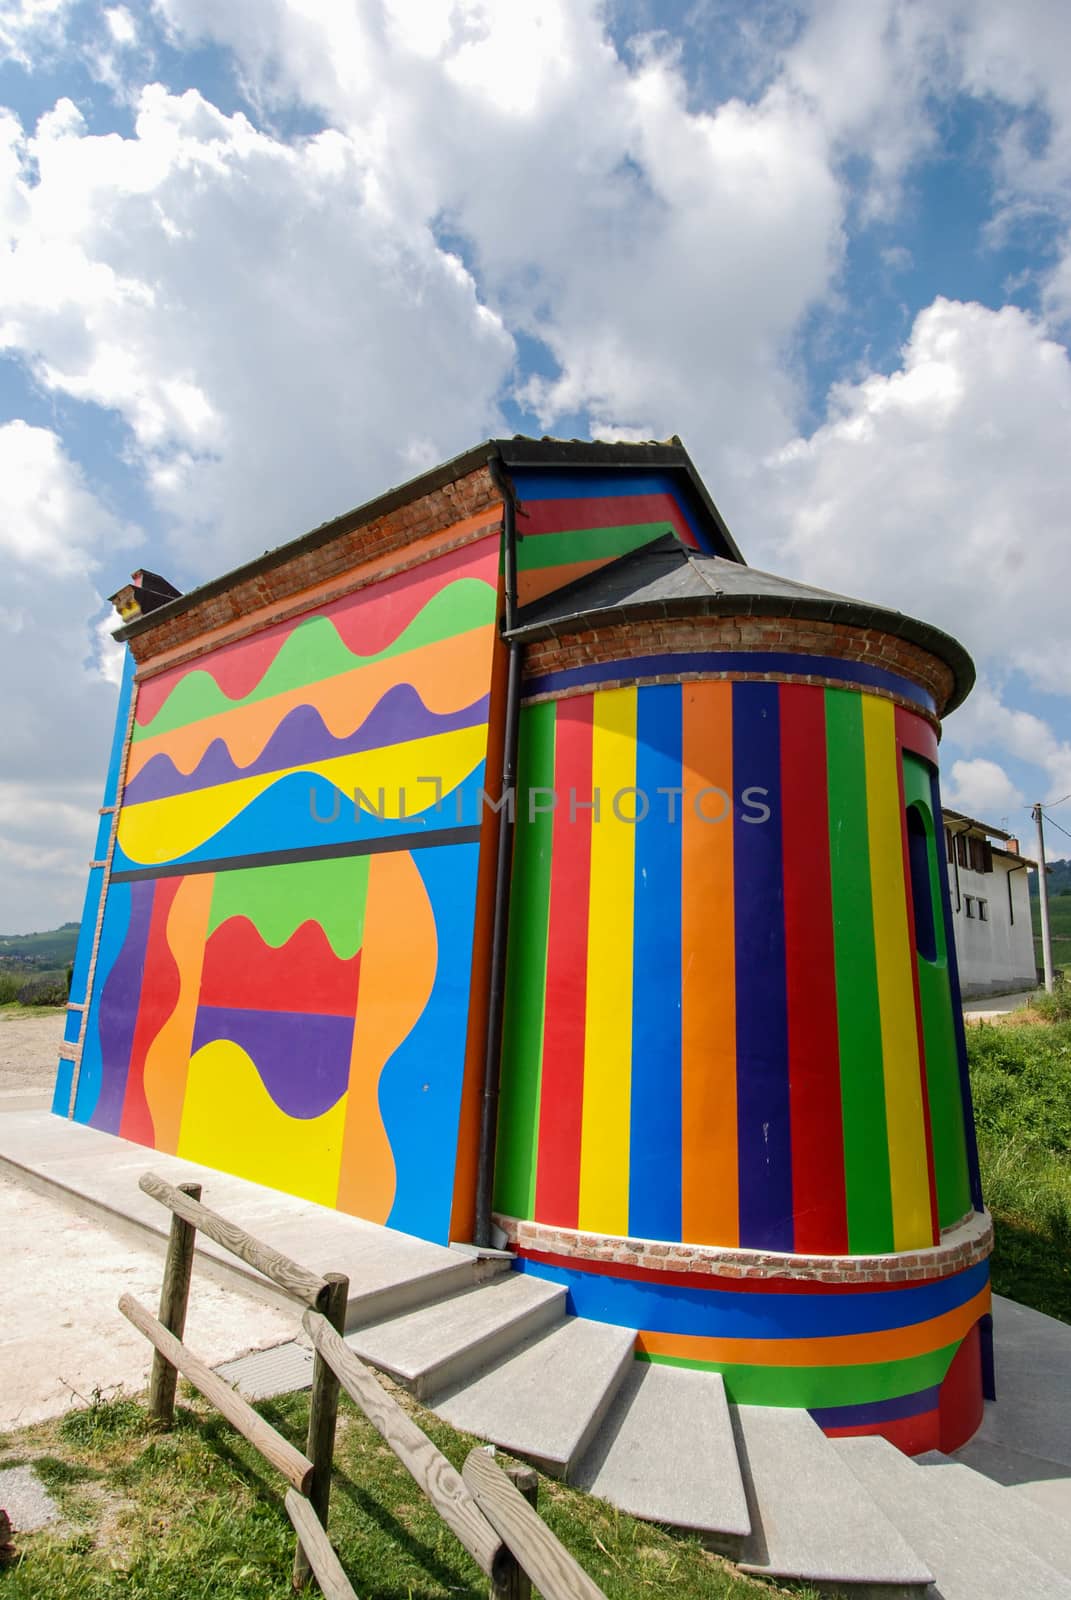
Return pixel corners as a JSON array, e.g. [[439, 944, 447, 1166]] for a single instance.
[[64, 533, 503, 1243]]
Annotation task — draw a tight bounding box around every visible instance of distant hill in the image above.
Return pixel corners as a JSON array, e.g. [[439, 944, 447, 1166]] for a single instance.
[[0, 922, 80, 971]]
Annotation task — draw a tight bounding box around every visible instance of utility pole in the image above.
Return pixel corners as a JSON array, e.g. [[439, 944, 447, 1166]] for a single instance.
[[1033, 802, 1054, 993]]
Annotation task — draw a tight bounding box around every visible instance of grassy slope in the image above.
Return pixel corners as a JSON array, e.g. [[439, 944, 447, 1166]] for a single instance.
[[0, 925, 79, 967], [969, 1005, 1071, 1323], [0, 1389, 789, 1600]]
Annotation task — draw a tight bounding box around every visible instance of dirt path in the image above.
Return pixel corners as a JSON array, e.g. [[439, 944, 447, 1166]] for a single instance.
[[0, 1011, 64, 1103]]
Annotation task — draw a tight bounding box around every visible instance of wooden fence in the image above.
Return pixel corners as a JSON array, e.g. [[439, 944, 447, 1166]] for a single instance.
[[125, 1171, 607, 1600]]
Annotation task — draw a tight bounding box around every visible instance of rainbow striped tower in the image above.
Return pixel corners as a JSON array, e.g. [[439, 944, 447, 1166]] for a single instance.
[[493, 501, 989, 1457]]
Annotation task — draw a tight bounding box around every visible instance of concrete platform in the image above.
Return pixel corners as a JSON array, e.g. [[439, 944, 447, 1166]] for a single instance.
[[0, 1109, 485, 1327]]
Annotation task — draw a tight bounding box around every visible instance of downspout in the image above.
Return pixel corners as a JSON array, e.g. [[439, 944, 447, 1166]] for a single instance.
[[949, 820, 971, 913], [473, 454, 523, 1247]]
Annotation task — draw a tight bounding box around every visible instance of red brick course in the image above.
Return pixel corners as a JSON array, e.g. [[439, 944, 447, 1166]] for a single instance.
[[523, 616, 955, 719], [491, 1209, 993, 1284], [128, 467, 502, 674]]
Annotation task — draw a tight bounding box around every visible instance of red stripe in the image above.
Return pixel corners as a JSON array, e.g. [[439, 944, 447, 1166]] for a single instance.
[[514, 1245, 951, 1295], [895, 706, 939, 765], [822, 1410, 940, 1454], [521, 492, 698, 547], [120, 877, 183, 1146], [897, 738, 941, 1242], [534, 697, 594, 1225], [779, 685, 849, 1253]]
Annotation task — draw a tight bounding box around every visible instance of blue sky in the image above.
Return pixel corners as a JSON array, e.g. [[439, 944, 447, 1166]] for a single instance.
[[1, 0, 1069, 928]]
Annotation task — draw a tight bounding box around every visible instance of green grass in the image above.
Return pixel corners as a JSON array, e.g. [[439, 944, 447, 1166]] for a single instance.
[[0, 1387, 794, 1600], [969, 1008, 1071, 1323]]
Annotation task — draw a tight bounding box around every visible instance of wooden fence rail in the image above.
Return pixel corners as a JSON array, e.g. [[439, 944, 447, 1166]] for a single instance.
[[127, 1172, 610, 1600], [303, 1309, 513, 1587], [118, 1292, 314, 1493]]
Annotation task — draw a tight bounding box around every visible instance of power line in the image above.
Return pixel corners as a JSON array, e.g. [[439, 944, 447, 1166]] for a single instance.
[[1043, 811, 1071, 844], [1044, 792, 1071, 809]]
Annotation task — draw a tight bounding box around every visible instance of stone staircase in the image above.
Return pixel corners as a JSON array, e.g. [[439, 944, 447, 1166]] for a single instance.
[[217, 1250, 1071, 1598], [4, 1113, 1068, 1597]]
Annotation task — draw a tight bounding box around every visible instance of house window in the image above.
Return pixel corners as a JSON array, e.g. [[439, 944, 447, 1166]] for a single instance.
[[978, 898, 989, 922], [969, 836, 987, 872], [965, 896, 975, 917], [956, 834, 969, 868]]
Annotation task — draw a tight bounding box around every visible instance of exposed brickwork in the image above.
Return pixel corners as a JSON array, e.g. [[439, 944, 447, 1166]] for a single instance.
[[128, 466, 502, 673], [492, 1208, 993, 1284], [522, 616, 956, 719]]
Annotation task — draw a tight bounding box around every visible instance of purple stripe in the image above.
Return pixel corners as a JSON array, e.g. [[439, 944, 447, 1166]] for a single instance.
[[733, 682, 792, 1251], [810, 1385, 941, 1428], [523, 652, 934, 713], [125, 684, 490, 804], [191, 1006, 354, 1119], [90, 879, 155, 1133]]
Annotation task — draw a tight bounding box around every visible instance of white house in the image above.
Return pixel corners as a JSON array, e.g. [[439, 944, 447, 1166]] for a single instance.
[[942, 809, 1037, 998]]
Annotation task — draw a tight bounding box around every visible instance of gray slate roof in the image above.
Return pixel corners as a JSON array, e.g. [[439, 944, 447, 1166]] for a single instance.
[[508, 534, 975, 713]]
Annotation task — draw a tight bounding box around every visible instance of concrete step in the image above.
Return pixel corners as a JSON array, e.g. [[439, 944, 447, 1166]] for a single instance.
[[836, 1435, 1071, 1599], [0, 1110, 475, 1325], [572, 1363, 751, 1542], [733, 1407, 932, 1593], [346, 1272, 566, 1399], [939, 1434, 1071, 1525], [434, 1316, 636, 1478], [915, 1452, 1071, 1579]]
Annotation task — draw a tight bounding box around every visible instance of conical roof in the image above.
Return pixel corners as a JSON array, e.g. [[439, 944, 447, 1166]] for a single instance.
[[507, 534, 974, 712]]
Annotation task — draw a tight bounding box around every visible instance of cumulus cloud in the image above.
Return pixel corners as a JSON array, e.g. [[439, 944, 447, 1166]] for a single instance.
[[0, 420, 139, 928], [759, 297, 1071, 695], [942, 757, 1026, 822]]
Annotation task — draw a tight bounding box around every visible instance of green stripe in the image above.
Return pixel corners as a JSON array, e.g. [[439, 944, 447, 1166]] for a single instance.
[[825, 689, 893, 1252], [902, 756, 971, 1225], [494, 700, 556, 1218], [642, 1339, 960, 1408], [515, 522, 670, 572], [135, 580, 496, 741]]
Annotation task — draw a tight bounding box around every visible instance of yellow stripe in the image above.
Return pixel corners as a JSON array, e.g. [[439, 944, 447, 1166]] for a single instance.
[[862, 694, 932, 1249], [578, 687, 637, 1233]]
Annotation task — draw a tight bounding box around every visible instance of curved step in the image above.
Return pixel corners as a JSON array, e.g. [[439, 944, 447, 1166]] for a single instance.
[[916, 1453, 1071, 1580], [573, 1364, 751, 1542], [836, 1435, 1071, 1599], [734, 1407, 933, 1591], [434, 1316, 636, 1478], [345, 1272, 566, 1399]]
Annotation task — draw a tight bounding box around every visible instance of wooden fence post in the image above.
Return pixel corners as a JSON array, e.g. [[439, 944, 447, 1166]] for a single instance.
[[293, 1272, 349, 1592], [148, 1180, 201, 1426], [492, 1462, 538, 1600]]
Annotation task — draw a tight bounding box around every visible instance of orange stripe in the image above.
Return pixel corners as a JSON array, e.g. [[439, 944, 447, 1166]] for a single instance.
[[680, 680, 736, 1245], [137, 506, 504, 677], [636, 1285, 991, 1368]]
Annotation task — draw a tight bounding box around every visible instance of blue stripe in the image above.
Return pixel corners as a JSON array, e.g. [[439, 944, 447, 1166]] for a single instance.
[[810, 1385, 941, 1428], [523, 652, 935, 713], [513, 1256, 990, 1338], [733, 683, 792, 1250], [51, 1057, 76, 1118], [930, 767, 984, 1214], [628, 685, 683, 1241]]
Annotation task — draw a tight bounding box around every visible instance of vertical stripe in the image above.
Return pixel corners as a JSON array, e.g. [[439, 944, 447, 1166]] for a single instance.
[[895, 745, 941, 1242], [780, 685, 848, 1255], [900, 757, 973, 1225], [681, 682, 737, 1245], [494, 699, 555, 1219], [862, 695, 933, 1250], [826, 689, 893, 1252], [579, 686, 637, 1233], [629, 685, 683, 1241], [733, 682, 792, 1252], [536, 696, 595, 1226]]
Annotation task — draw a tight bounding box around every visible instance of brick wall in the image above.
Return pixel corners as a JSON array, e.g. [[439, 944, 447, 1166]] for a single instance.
[[128, 466, 502, 674], [493, 1208, 993, 1285], [523, 615, 956, 718]]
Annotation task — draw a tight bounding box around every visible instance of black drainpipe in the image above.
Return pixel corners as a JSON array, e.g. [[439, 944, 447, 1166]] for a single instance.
[[473, 454, 523, 1247]]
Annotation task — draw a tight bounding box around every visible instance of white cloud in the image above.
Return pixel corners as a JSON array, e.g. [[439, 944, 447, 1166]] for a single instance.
[[0, 0, 71, 66], [0, 420, 139, 929], [942, 757, 1025, 822], [758, 297, 1071, 697], [0, 85, 515, 573]]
